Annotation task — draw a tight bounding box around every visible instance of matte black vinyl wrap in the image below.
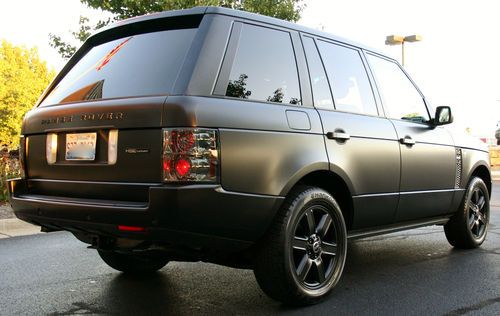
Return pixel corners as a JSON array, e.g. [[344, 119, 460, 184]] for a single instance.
[[162, 96, 323, 133], [460, 148, 491, 188], [26, 129, 163, 183], [10, 7, 493, 253], [320, 110, 400, 195], [180, 15, 234, 96], [391, 121, 456, 191], [23, 96, 167, 133], [219, 129, 328, 196], [163, 96, 328, 196], [352, 194, 399, 229], [9, 179, 283, 250], [395, 190, 455, 222]]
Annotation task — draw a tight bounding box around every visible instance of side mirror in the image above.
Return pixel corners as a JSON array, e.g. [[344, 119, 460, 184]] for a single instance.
[[433, 106, 453, 126]]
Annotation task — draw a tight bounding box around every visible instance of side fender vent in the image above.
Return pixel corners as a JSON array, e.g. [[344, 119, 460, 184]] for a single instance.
[[455, 148, 462, 189]]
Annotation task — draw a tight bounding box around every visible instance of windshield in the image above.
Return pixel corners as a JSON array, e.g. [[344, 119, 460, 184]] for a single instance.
[[40, 28, 197, 107]]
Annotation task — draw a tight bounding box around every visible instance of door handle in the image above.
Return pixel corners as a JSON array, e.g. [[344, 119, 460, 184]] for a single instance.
[[326, 131, 351, 141], [400, 136, 416, 146]]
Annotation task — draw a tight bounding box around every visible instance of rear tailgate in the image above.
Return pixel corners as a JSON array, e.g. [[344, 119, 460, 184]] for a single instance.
[[24, 96, 165, 183], [19, 14, 202, 201]]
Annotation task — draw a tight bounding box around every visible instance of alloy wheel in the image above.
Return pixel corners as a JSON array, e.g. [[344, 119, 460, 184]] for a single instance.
[[290, 205, 340, 289], [468, 187, 487, 239]]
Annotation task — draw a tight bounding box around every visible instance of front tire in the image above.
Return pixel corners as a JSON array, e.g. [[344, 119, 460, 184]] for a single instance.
[[98, 250, 169, 274], [444, 177, 490, 248], [254, 186, 347, 305]]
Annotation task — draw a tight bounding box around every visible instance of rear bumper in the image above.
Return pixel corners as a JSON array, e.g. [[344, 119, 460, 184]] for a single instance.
[[8, 179, 283, 251]]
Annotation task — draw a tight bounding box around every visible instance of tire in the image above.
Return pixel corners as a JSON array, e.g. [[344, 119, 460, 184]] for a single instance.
[[253, 186, 347, 305], [444, 177, 490, 248], [497, 139, 500, 146], [98, 250, 169, 273]]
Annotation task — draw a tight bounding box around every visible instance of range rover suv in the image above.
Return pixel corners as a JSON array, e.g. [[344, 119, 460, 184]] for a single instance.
[[9, 7, 491, 305]]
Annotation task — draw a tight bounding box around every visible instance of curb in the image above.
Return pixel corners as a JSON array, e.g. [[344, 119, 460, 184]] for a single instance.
[[0, 218, 41, 239]]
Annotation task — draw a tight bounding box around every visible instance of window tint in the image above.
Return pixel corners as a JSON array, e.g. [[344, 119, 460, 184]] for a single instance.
[[367, 55, 429, 122], [302, 37, 334, 109], [317, 40, 378, 115], [225, 24, 301, 105], [40, 28, 197, 106]]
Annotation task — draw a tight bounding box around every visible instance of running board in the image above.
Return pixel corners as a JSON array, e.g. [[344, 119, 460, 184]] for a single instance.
[[347, 216, 451, 240]]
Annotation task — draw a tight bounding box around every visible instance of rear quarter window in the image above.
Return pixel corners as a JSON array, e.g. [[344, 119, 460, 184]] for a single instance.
[[40, 28, 197, 106], [222, 24, 301, 105]]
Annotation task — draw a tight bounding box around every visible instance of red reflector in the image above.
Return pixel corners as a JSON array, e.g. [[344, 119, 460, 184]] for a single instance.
[[175, 158, 191, 177], [118, 225, 145, 232]]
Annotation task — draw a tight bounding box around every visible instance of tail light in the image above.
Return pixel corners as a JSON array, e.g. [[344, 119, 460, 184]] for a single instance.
[[19, 135, 28, 179], [162, 128, 219, 182]]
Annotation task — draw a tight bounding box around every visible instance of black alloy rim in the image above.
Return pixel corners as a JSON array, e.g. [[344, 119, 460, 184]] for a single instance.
[[468, 187, 487, 239], [291, 205, 339, 289]]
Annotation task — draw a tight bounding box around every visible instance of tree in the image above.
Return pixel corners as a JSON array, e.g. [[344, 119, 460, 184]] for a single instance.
[[50, 0, 305, 58], [0, 40, 55, 148], [226, 74, 251, 99]]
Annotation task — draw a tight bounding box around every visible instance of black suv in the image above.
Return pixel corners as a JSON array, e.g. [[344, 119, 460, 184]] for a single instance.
[[9, 7, 491, 305]]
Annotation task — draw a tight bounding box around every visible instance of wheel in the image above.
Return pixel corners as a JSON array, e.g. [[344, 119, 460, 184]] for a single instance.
[[444, 177, 490, 248], [497, 139, 500, 145], [253, 186, 347, 305], [98, 250, 169, 273]]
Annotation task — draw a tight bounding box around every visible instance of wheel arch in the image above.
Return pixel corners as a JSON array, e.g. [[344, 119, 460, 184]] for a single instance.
[[283, 170, 355, 231], [469, 163, 492, 197]]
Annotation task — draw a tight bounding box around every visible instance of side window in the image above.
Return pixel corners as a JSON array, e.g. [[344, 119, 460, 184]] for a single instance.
[[317, 40, 378, 116], [224, 24, 301, 105], [367, 54, 429, 122], [302, 37, 334, 109]]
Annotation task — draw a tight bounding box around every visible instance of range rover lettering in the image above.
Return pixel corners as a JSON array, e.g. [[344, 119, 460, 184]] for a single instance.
[[9, 7, 491, 305]]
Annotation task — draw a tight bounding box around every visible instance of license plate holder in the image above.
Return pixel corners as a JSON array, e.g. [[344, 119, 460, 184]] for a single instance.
[[65, 132, 97, 161]]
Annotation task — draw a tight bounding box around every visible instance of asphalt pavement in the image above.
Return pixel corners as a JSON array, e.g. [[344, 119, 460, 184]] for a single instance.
[[0, 183, 499, 315]]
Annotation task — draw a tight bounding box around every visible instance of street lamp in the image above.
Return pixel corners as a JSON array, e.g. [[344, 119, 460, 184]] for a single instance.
[[385, 34, 422, 66]]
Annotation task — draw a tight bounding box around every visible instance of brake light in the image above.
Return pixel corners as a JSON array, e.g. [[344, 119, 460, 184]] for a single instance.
[[175, 158, 191, 177], [162, 128, 219, 182]]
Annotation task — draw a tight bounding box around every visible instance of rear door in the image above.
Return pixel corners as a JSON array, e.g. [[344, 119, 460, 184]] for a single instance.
[[302, 36, 401, 229], [210, 22, 327, 197], [366, 53, 456, 221]]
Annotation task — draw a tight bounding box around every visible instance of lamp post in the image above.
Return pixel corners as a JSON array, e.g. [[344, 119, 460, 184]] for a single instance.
[[385, 34, 422, 66]]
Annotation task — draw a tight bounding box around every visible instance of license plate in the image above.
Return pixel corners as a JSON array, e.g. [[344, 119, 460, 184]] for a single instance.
[[65, 132, 97, 161]]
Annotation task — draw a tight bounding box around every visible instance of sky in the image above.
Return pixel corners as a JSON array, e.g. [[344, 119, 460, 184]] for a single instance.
[[0, 0, 499, 138]]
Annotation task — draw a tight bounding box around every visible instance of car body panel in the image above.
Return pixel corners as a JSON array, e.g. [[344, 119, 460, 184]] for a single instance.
[[8, 7, 491, 257]]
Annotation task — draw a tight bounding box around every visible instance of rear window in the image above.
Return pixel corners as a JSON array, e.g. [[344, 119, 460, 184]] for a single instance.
[[40, 28, 197, 106]]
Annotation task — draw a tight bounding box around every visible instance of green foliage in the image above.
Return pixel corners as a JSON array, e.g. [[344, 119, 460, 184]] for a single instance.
[[51, 0, 305, 58], [0, 153, 20, 201], [83, 0, 168, 19], [48, 33, 77, 59], [49, 15, 94, 59], [226, 74, 251, 99], [0, 40, 55, 149], [237, 0, 303, 22]]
